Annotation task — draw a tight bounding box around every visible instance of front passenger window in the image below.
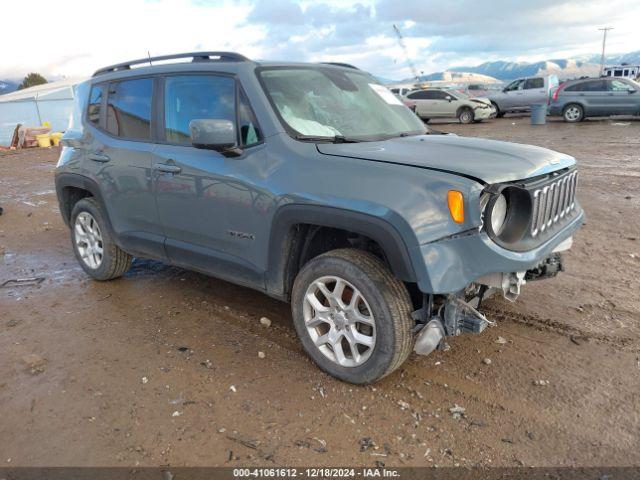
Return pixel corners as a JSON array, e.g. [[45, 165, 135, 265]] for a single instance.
[[164, 75, 236, 145]]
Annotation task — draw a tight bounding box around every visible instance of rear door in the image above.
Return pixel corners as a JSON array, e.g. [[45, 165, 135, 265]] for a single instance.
[[88, 77, 166, 259], [406, 90, 431, 117]]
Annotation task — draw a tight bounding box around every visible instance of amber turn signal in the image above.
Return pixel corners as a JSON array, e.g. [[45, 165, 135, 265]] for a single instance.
[[447, 190, 464, 223]]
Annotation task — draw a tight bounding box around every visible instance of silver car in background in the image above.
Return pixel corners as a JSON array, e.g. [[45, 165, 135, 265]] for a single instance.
[[548, 77, 640, 122], [488, 75, 559, 117], [403, 88, 496, 124]]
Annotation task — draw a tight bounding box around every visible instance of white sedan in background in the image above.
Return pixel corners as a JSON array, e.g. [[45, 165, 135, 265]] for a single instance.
[[403, 89, 496, 124]]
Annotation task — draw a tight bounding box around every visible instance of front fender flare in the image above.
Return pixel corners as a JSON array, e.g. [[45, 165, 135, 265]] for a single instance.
[[264, 204, 427, 299]]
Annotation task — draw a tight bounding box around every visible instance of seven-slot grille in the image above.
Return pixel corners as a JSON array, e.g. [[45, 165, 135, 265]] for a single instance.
[[530, 171, 578, 237]]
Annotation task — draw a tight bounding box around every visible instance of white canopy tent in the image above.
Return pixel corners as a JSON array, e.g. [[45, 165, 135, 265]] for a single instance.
[[0, 78, 84, 145]]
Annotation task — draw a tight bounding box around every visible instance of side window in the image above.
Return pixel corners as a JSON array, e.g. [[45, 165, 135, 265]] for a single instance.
[[390, 88, 399, 94], [564, 83, 584, 92], [504, 80, 523, 92], [106, 78, 153, 140], [87, 85, 104, 126], [164, 75, 235, 145], [524, 78, 544, 89], [238, 88, 262, 147], [611, 80, 630, 91], [432, 91, 448, 100], [586, 80, 608, 92], [408, 91, 427, 100]]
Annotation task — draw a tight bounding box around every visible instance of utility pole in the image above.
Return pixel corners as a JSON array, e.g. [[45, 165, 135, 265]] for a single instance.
[[598, 27, 613, 77], [392, 24, 420, 81]]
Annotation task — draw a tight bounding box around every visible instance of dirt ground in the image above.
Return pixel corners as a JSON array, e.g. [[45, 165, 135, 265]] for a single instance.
[[1, 116, 639, 468]]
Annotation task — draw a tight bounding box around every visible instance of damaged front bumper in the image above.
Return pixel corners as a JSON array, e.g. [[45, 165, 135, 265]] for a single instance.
[[413, 209, 583, 295], [411, 217, 581, 357]]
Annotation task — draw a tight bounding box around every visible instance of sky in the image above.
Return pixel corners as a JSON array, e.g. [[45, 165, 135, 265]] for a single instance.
[[0, 0, 637, 81]]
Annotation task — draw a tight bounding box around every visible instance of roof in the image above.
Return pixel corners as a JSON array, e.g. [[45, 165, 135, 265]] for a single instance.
[[0, 77, 84, 103], [90, 51, 361, 79]]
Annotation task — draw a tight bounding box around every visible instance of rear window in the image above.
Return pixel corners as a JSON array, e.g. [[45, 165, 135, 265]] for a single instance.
[[87, 85, 104, 126], [106, 78, 153, 141]]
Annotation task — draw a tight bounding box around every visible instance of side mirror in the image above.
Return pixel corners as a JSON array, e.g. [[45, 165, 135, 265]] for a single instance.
[[629, 88, 637, 94], [446, 96, 453, 102], [189, 119, 242, 157]]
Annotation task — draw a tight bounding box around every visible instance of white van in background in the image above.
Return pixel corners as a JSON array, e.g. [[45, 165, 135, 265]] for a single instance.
[[487, 75, 559, 117]]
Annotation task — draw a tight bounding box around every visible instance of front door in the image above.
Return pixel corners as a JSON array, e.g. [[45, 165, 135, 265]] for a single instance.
[[522, 77, 546, 105], [608, 79, 639, 115], [502, 79, 525, 109], [152, 74, 267, 288]]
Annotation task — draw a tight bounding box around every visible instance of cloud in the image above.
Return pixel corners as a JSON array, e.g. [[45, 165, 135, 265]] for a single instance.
[[0, 0, 636, 82]]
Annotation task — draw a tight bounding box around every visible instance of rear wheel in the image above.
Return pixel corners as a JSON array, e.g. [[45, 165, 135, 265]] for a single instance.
[[70, 198, 132, 280], [291, 249, 414, 384], [458, 108, 474, 124], [563, 104, 584, 123]]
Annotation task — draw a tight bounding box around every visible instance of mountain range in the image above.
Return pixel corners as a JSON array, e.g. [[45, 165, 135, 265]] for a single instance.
[[0, 79, 18, 95], [401, 50, 640, 84]]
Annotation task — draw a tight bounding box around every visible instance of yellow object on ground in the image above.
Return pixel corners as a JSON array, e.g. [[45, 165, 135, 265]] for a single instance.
[[35, 134, 51, 148], [50, 132, 63, 146]]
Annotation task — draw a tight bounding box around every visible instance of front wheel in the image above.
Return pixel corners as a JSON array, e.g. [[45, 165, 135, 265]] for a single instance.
[[458, 108, 474, 124], [563, 104, 584, 122], [291, 249, 414, 384], [491, 102, 504, 118]]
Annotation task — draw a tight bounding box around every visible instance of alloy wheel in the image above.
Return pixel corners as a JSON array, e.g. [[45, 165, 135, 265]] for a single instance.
[[302, 276, 376, 367], [565, 106, 581, 122], [74, 212, 104, 269]]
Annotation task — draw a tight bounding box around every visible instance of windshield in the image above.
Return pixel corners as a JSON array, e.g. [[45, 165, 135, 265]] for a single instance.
[[258, 67, 426, 141]]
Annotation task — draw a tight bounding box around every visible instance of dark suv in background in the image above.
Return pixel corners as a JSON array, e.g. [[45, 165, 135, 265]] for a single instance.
[[549, 77, 640, 122], [55, 52, 583, 384]]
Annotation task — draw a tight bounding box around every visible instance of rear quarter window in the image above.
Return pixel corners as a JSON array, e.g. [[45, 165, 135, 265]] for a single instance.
[[87, 85, 104, 126]]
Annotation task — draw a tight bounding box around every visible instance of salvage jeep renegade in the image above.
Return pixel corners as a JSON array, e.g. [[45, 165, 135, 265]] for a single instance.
[[55, 52, 583, 384]]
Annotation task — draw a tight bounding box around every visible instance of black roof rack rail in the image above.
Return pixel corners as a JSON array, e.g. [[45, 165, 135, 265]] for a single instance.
[[320, 62, 360, 70], [92, 51, 250, 77]]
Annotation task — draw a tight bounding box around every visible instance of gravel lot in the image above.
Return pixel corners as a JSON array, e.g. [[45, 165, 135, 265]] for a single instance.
[[1, 116, 639, 467]]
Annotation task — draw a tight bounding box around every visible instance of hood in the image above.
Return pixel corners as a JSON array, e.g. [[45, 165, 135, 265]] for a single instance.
[[316, 134, 575, 184], [470, 97, 491, 106]]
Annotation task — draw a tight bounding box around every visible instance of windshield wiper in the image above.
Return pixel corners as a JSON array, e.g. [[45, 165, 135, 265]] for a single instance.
[[294, 134, 361, 143]]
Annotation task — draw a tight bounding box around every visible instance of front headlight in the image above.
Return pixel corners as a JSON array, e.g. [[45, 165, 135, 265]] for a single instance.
[[490, 194, 508, 235]]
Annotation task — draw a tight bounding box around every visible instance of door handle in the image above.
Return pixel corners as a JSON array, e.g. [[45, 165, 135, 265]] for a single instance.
[[154, 163, 181, 174], [88, 152, 110, 162]]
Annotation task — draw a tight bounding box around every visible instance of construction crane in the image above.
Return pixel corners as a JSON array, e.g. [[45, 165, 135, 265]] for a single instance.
[[393, 24, 420, 81]]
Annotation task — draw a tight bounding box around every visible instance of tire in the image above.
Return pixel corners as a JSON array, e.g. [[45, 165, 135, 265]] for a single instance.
[[70, 197, 132, 281], [491, 102, 504, 118], [458, 107, 474, 124], [291, 248, 414, 384], [563, 104, 584, 123]]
